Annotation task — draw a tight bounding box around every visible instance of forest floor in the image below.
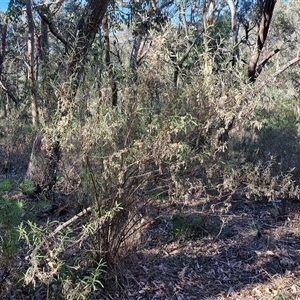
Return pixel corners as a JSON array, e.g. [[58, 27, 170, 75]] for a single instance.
[[112, 195, 300, 299], [2, 183, 300, 299]]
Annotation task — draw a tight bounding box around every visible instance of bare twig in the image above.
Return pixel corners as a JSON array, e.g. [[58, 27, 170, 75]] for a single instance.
[[259, 50, 300, 89], [272, 50, 300, 78], [256, 48, 280, 76], [213, 217, 226, 241]]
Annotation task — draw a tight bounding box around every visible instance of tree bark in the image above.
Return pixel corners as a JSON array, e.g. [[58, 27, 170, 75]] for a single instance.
[[248, 0, 277, 82], [66, 0, 110, 91], [0, 16, 7, 75], [203, 0, 214, 76], [203, 0, 214, 30], [26, 131, 60, 194], [26, 0, 40, 130], [103, 16, 118, 106]]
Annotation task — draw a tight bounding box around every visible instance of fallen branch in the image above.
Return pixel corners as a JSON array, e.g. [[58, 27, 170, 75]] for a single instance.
[[48, 206, 92, 238], [26, 206, 92, 262], [26, 203, 123, 264]]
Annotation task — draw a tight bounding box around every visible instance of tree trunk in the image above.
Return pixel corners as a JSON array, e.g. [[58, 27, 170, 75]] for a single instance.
[[103, 16, 118, 106], [203, 0, 214, 31], [26, 0, 39, 130], [0, 16, 7, 76], [227, 0, 239, 66], [203, 0, 215, 76], [248, 0, 277, 82], [26, 131, 60, 194], [26, 0, 111, 194], [0, 16, 19, 105], [65, 0, 111, 94], [25, 1, 60, 194]]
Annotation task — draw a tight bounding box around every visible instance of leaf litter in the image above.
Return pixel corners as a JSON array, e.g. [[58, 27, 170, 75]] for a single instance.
[[115, 196, 300, 299]]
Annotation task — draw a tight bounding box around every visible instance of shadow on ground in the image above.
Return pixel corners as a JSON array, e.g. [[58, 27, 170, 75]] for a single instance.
[[109, 197, 300, 299]]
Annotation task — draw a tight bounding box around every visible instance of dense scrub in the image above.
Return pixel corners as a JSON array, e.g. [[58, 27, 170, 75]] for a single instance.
[[0, 0, 300, 298]]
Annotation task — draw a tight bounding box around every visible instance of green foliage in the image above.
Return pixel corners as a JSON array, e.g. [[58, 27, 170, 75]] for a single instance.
[[0, 179, 25, 263], [61, 260, 106, 300], [18, 217, 107, 298], [0, 178, 11, 191], [7, 0, 25, 22], [19, 178, 36, 194], [256, 91, 300, 135], [172, 213, 205, 241]]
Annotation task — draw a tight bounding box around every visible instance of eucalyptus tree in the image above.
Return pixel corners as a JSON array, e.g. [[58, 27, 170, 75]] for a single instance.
[[22, 0, 112, 193], [2, 0, 298, 193], [247, 0, 277, 82]]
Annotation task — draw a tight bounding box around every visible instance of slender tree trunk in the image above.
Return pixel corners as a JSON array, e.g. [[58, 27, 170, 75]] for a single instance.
[[129, 2, 151, 84], [203, 0, 214, 30], [203, 0, 214, 76], [26, 0, 39, 130], [103, 16, 118, 106], [227, 0, 239, 66], [25, 0, 61, 194], [0, 16, 19, 105], [0, 16, 7, 76], [129, 37, 141, 83], [26, 0, 111, 194]]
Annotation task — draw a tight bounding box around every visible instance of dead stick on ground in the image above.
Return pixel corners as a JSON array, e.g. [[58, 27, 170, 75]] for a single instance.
[[49, 206, 92, 238], [28, 206, 92, 260]]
